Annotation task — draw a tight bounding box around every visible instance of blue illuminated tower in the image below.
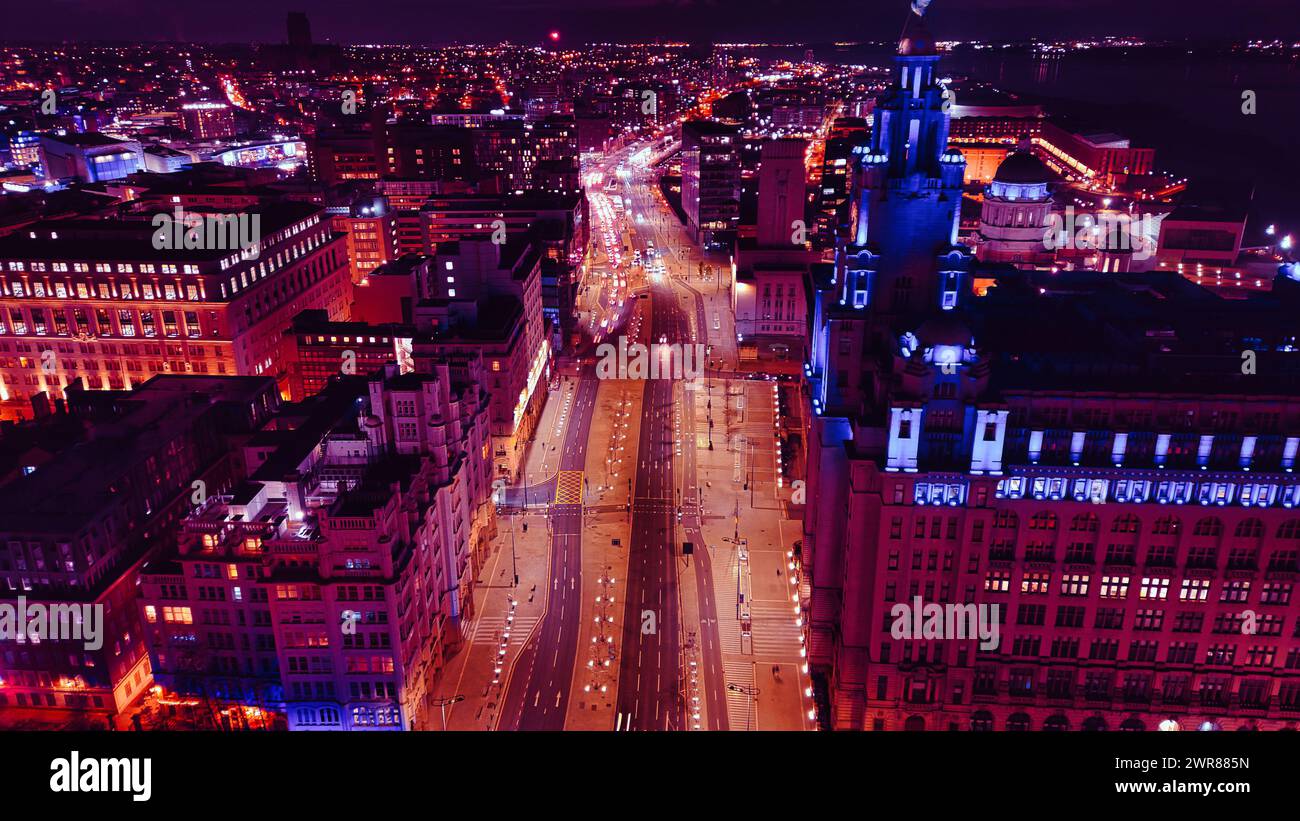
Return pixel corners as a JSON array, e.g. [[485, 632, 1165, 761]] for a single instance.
[[808, 6, 973, 416], [842, 10, 968, 319]]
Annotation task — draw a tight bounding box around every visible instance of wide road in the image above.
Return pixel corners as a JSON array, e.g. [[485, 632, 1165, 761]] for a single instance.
[[497, 373, 598, 730], [619, 162, 730, 730], [615, 280, 690, 730]]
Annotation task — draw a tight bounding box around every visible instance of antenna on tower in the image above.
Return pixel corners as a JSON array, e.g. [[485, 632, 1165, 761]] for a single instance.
[[911, 0, 932, 16]]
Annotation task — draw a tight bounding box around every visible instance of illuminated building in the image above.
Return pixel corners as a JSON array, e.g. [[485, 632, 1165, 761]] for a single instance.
[[397, 192, 586, 348], [412, 238, 549, 479], [286, 310, 415, 400], [38, 133, 142, 183], [1036, 123, 1155, 189], [950, 144, 1009, 185], [292, 236, 549, 481], [754, 87, 826, 132], [803, 10, 1300, 732], [328, 194, 397, 286], [309, 122, 380, 185], [533, 158, 581, 197], [948, 116, 1042, 149], [138, 362, 495, 730], [466, 117, 535, 194], [8, 132, 43, 172], [379, 120, 477, 183], [142, 145, 196, 174], [533, 113, 579, 164], [806, 270, 1300, 731], [734, 138, 814, 358], [0, 203, 351, 418], [0, 375, 280, 720], [814, 121, 869, 252], [681, 120, 740, 249], [211, 139, 306, 172], [974, 146, 1056, 269], [181, 102, 238, 141]]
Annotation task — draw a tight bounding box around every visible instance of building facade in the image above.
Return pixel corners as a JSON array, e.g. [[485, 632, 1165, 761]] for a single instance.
[[139, 363, 495, 730], [0, 202, 351, 418], [681, 120, 740, 249], [802, 11, 1300, 733], [0, 376, 279, 721]]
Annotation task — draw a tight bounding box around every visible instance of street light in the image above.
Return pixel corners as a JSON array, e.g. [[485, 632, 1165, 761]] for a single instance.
[[430, 694, 464, 731], [726, 683, 760, 731]]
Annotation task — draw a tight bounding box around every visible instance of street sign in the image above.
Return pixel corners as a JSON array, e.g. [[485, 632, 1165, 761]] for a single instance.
[[682, 541, 694, 555]]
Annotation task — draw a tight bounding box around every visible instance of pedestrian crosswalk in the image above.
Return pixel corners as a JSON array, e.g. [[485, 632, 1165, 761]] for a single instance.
[[748, 599, 803, 659], [723, 659, 756, 731], [554, 470, 584, 505], [712, 552, 743, 655], [471, 614, 540, 647], [711, 555, 803, 657]]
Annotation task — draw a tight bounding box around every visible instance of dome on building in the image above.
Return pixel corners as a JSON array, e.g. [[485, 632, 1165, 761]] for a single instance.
[[993, 150, 1052, 184], [940, 147, 964, 164], [898, 13, 938, 57]]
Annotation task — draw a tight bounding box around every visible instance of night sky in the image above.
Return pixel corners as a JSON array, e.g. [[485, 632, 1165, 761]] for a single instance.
[[7, 0, 1300, 45]]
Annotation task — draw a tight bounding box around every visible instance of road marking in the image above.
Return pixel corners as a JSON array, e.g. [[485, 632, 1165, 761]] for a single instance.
[[554, 470, 584, 504]]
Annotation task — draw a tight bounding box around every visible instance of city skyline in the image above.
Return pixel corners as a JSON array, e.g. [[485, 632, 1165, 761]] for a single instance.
[[3, 0, 1300, 45], [0, 0, 1298, 744]]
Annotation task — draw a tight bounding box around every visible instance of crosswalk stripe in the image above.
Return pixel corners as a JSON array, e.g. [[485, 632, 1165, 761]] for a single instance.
[[471, 615, 539, 646]]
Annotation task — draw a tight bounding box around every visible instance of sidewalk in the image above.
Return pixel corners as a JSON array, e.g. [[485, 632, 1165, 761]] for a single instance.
[[428, 506, 551, 730], [680, 264, 738, 372], [686, 332, 816, 731], [520, 377, 579, 487]]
